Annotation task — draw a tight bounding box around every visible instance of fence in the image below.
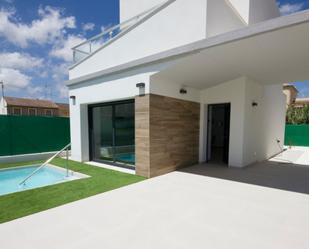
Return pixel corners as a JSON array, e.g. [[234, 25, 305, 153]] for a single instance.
[[0, 115, 70, 156], [285, 124, 309, 147]]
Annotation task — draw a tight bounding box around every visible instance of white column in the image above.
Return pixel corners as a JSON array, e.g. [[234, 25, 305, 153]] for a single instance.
[[70, 102, 89, 162]]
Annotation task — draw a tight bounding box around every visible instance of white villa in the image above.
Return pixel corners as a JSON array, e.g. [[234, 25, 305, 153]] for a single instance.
[[67, 0, 309, 178]]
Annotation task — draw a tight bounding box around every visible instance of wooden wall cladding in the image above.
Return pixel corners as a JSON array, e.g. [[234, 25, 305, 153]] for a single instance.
[[135, 94, 200, 178]]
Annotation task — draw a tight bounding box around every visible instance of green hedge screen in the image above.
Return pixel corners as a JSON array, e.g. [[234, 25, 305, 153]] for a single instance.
[[285, 125, 309, 147], [0, 115, 70, 156]]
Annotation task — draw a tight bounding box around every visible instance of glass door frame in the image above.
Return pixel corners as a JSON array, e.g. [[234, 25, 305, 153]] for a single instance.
[[88, 99, 135, 169]]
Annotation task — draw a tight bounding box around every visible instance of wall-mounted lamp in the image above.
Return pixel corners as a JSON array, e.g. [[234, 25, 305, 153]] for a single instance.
[[136, 82, 145, 97], [70, 96, 76, 106], [252, 101, 258, 107], [180, 88, 187, 94]]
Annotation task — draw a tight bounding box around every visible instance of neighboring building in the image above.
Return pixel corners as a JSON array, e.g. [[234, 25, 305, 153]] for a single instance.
[[56, 103, 70, 117], [282, 84, 309, 108], [283, 83, 298, 107], [294, 98, 309, 108], [0, 97, 69, 117], [67, 0, 309, 177]]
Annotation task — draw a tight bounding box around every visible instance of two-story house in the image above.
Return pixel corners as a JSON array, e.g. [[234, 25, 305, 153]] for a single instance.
[[67, 0, 309, 177]]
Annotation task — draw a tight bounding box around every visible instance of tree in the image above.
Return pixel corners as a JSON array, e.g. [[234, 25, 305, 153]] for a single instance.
[[286, 104, 309, 124]]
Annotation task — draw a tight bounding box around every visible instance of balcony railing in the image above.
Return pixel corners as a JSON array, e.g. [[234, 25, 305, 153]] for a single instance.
[[72, 2, 170, 65]]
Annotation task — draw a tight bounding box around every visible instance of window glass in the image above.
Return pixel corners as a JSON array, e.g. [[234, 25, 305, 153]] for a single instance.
[[89, 101, 135, 167]]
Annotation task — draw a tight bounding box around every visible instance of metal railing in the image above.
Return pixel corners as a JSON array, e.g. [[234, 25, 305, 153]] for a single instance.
[[19, 143, 71, 186], [72, 1, 171, 64]]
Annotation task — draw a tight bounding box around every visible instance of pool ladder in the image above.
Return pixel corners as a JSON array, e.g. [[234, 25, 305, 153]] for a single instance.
[[19, 143, 71, 186]]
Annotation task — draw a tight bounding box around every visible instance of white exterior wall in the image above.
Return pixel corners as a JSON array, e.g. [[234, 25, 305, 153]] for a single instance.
[[150, 77, 200, 103], [119, 0, 279, 31], [248, 0, 280, 24], [69, 65, 161, 161], [120, 0, 167, 22], [69, 103, 89, 162], [199, 77, 285, 167], [206, 0, 246, 37], [206, 0, 279, 37], [70, 0, 279, 79], [70, 0, 207, 79], [228, 0, 250, 24], [69, 62, 202, 161], [242, 79, 285, 165], [259, 84, 286, 159], [227, 0, 279, 25], [200, 77, 246, 167], [0, 98, 7, 115], [242, 78, 264, 165]]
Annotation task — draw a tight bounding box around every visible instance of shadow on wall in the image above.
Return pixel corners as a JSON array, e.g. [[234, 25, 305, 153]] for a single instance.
[[179, 161, 309, 195]]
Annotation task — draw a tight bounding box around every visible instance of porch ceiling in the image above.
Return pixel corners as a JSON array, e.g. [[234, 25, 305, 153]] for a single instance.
[[153, 16, 309, 89]]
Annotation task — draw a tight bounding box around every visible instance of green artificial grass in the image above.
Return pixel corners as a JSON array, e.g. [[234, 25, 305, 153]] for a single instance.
[[0, 158, 145, 223]]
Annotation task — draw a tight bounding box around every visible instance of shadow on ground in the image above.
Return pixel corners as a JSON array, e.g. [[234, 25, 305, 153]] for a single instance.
[[180, 161, 309, 195]]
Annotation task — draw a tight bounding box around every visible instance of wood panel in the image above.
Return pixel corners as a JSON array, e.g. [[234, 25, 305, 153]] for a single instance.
[[135, 95, 150, 177], [135, 94, 200, 178]]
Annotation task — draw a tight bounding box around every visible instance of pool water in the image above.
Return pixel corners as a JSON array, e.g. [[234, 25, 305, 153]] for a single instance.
[[0, 165, 82, 196], [115, 153, 135, 164]]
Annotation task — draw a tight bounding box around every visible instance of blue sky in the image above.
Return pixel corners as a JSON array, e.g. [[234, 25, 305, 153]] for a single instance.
[[0, 0, 308, 102]]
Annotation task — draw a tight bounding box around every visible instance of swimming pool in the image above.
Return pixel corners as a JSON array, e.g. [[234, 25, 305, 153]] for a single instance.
[[0, 165, 87, 196]]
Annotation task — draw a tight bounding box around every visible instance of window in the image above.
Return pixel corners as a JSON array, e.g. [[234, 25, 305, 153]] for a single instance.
[[28, 108, 37, 116], [12, 107, 22, 115], [89, 100, 135, 167], [45, 109, 52, 116]]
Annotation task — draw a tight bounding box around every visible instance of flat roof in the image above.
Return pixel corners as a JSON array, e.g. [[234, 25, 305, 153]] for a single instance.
[[67, 10, 309, 87]]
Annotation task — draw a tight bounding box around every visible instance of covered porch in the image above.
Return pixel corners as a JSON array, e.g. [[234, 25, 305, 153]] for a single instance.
[[147, 10, 309, 172]]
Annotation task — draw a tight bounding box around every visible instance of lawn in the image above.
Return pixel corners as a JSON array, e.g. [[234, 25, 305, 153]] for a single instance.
[[0, 158, 145, 223]]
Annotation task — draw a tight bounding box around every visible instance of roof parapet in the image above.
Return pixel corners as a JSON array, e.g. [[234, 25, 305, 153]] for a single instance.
[[71, 0, 174, 66]]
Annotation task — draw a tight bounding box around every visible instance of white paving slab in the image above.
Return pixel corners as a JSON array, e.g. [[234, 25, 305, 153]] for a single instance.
[[271, 146, 309, 165], [1, 162, 309, 249]]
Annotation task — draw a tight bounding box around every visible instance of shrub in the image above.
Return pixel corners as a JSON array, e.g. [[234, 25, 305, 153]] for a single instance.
[[286, 104, 309, 124]]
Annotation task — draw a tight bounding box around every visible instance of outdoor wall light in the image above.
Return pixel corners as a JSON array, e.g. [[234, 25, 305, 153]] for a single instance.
[[252, 101, 258, 107], [70, 96, 76, 105], [136, 82, 145, 97], [180, 88, 187, 94]]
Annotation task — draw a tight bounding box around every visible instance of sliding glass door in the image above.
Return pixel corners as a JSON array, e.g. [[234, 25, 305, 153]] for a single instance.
[[89, 100, 135, 167], [91, 105, 114, 162], [114, 102, 135, 164]]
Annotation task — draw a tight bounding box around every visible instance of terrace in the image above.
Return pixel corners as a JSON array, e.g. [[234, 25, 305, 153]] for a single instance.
[[1, 150, 309, 248]]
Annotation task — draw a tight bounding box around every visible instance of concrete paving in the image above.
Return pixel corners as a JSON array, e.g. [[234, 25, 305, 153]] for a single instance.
[[1, 158, 309, 248], [270, 146, 309, 165]]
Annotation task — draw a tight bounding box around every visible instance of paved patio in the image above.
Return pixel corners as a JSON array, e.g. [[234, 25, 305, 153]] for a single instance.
[[1, 153, 309, 249]]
